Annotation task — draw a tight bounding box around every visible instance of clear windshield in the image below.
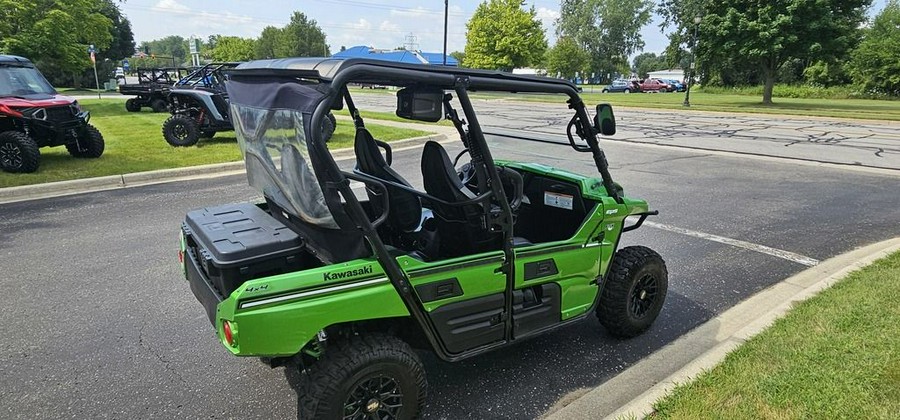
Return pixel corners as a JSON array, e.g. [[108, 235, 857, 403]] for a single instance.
[[231, 103, 338, 229], [0, 65, 56, 97]]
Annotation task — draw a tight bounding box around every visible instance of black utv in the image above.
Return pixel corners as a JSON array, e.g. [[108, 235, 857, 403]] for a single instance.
[[162, 63, 239, 147], [119, 67, 186, 112], [162, 62, 337, 147]]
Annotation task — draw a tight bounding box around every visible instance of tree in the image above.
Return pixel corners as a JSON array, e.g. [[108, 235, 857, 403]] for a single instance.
[[557, 0, 652, 82], [546, 37, 589, 79], [848, 0, 900, 95], [463, 0, 547, 71], [281, 12, 329, 57], [0, 0, 114, 85], [255, 26, 284, 59], [210, 36, 256, 62], [633, 52, 670, 79], [139, 35, 188, 65], [449, 51, 466, 66], [660, 0, 870, 103]]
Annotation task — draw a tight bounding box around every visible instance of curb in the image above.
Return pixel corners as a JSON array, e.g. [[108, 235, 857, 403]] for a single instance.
[[0, 133, 446, 204], [544, 237, 900, 420]]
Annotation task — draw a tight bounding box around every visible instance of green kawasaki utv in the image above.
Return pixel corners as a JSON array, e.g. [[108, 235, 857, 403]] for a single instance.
[[180, 58, 667, 419]]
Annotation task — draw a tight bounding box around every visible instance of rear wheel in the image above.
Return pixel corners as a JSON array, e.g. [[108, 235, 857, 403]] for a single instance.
[[597, 246, 668, 338], [623, 89, 631, 94], [299, 333, 427, 420], [601, 89, 609, 93], [150, 98, 168, 113], [321, 112, 337, 142], [0, 131, 40, 173], [125, 98, 141, 112], [163, 114, 201, 147], [66, 124, 105, 158]]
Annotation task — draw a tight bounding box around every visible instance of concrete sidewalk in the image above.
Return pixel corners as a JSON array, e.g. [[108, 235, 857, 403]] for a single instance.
[[543, 237, 900, 420]]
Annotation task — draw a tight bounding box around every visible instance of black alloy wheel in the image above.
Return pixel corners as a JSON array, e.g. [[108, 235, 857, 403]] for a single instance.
[[0, 131, 40, 173], [343, 375, 404, 419], [596, 245, 668, 338], [629, 273, 660, 319]]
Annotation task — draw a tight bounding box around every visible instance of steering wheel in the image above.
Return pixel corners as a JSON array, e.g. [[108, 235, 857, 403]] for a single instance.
[[457, 163, 524, 213], [457, 161, 477, 187]]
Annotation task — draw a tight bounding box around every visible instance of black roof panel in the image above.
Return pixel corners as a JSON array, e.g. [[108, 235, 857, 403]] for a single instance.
[[0, 55, 34, 66], [234, 57, 578, 93]]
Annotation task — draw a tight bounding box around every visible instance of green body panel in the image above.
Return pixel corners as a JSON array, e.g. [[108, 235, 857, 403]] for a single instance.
[[207, 258, 410, 357], [186, 161, 651, 358], [399, 252, 506, 312]]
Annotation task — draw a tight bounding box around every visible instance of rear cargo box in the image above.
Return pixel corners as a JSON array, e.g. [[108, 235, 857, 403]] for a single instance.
[[182, 202, 319, 297]]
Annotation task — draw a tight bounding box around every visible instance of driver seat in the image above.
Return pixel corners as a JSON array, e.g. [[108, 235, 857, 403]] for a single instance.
[[421, 141, 507, 258]]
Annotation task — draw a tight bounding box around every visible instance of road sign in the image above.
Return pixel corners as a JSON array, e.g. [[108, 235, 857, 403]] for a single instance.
[[123, 59, 130, 71], [90, 51, 96, 64], [88, 44, 96, 53]]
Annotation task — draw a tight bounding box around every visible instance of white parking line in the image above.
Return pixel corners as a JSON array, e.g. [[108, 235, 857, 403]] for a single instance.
[[643, 221, 820, 267]]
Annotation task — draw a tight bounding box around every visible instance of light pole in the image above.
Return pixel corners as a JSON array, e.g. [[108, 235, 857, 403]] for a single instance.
[[683, 16, 701, 107], [443, 0, 449, 65]]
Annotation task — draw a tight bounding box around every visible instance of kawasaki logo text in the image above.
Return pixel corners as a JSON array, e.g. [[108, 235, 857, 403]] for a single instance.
[[323, 265, 373, 281]]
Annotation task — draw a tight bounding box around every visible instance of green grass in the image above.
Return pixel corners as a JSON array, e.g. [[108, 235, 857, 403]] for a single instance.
[[469, 89, 900, 121], [0, 99, 429, 188], [333, 108, 454, 126], [652, 251, 900, 420]]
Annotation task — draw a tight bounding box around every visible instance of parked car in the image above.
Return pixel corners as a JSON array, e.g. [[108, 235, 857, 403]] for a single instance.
[[637, 78, 670, 92], [663, 79, 685, 92], [601, 79, 639, 93]]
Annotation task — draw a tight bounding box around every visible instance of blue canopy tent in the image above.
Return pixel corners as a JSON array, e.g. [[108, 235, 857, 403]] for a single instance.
[[333, 46, 458, 66]]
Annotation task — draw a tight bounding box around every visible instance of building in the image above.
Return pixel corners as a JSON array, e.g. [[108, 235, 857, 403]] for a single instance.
[[332, 46, 458, 66], [647, 69, 685, 81]]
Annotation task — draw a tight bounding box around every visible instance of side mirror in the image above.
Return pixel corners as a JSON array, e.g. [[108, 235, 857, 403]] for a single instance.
[[594, 103, 616, 136], [396, 88, 444, 122]]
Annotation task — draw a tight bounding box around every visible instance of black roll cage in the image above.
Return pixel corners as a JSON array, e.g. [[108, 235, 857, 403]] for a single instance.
[[230, 59, 622, 361]]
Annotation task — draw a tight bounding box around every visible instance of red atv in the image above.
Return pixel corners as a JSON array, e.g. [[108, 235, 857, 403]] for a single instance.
[[0, 55, 104, 173]]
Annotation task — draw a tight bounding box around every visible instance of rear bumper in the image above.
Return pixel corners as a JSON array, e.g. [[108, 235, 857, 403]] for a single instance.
[[185, 249, 222, 326]]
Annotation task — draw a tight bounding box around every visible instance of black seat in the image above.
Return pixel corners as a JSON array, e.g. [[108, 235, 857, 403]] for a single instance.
[[421, 141, 503, 257], [354, 127, 422, 233]]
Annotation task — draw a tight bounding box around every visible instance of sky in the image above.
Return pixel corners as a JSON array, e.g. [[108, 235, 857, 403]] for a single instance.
[[120, 0, 892, 59]]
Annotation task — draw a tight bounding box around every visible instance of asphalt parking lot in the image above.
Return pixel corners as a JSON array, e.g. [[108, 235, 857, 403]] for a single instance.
[[1, 102, 899, 418]]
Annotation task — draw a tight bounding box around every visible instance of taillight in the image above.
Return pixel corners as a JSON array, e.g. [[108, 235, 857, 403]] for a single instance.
[[178, 250, 184, 264], [223, 320, 235, 347]]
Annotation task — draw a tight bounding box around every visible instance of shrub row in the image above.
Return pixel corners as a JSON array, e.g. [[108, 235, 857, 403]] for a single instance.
[[696, 84, 899, 100]]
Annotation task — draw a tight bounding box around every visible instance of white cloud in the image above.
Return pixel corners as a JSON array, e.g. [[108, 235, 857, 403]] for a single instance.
[[379, 20, 400, 33], [536, 7, 559, 32], [153, 0, 189, 12], [389, 7, 431, 18], [351, 18, 373, 31]]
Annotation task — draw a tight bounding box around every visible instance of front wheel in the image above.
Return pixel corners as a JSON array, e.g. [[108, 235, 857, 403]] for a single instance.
[[162, 114, 201, 147], [623, 89, 631, 94], [0, 131, 40, 173], [66, 124, 105, 158], [300, 333, 427, 420], [597, 246, 668, 338], [601, 89, 609, 93]]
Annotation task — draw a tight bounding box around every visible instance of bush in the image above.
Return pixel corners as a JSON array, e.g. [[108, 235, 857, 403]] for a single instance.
[[696, 84, 898, 100]]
